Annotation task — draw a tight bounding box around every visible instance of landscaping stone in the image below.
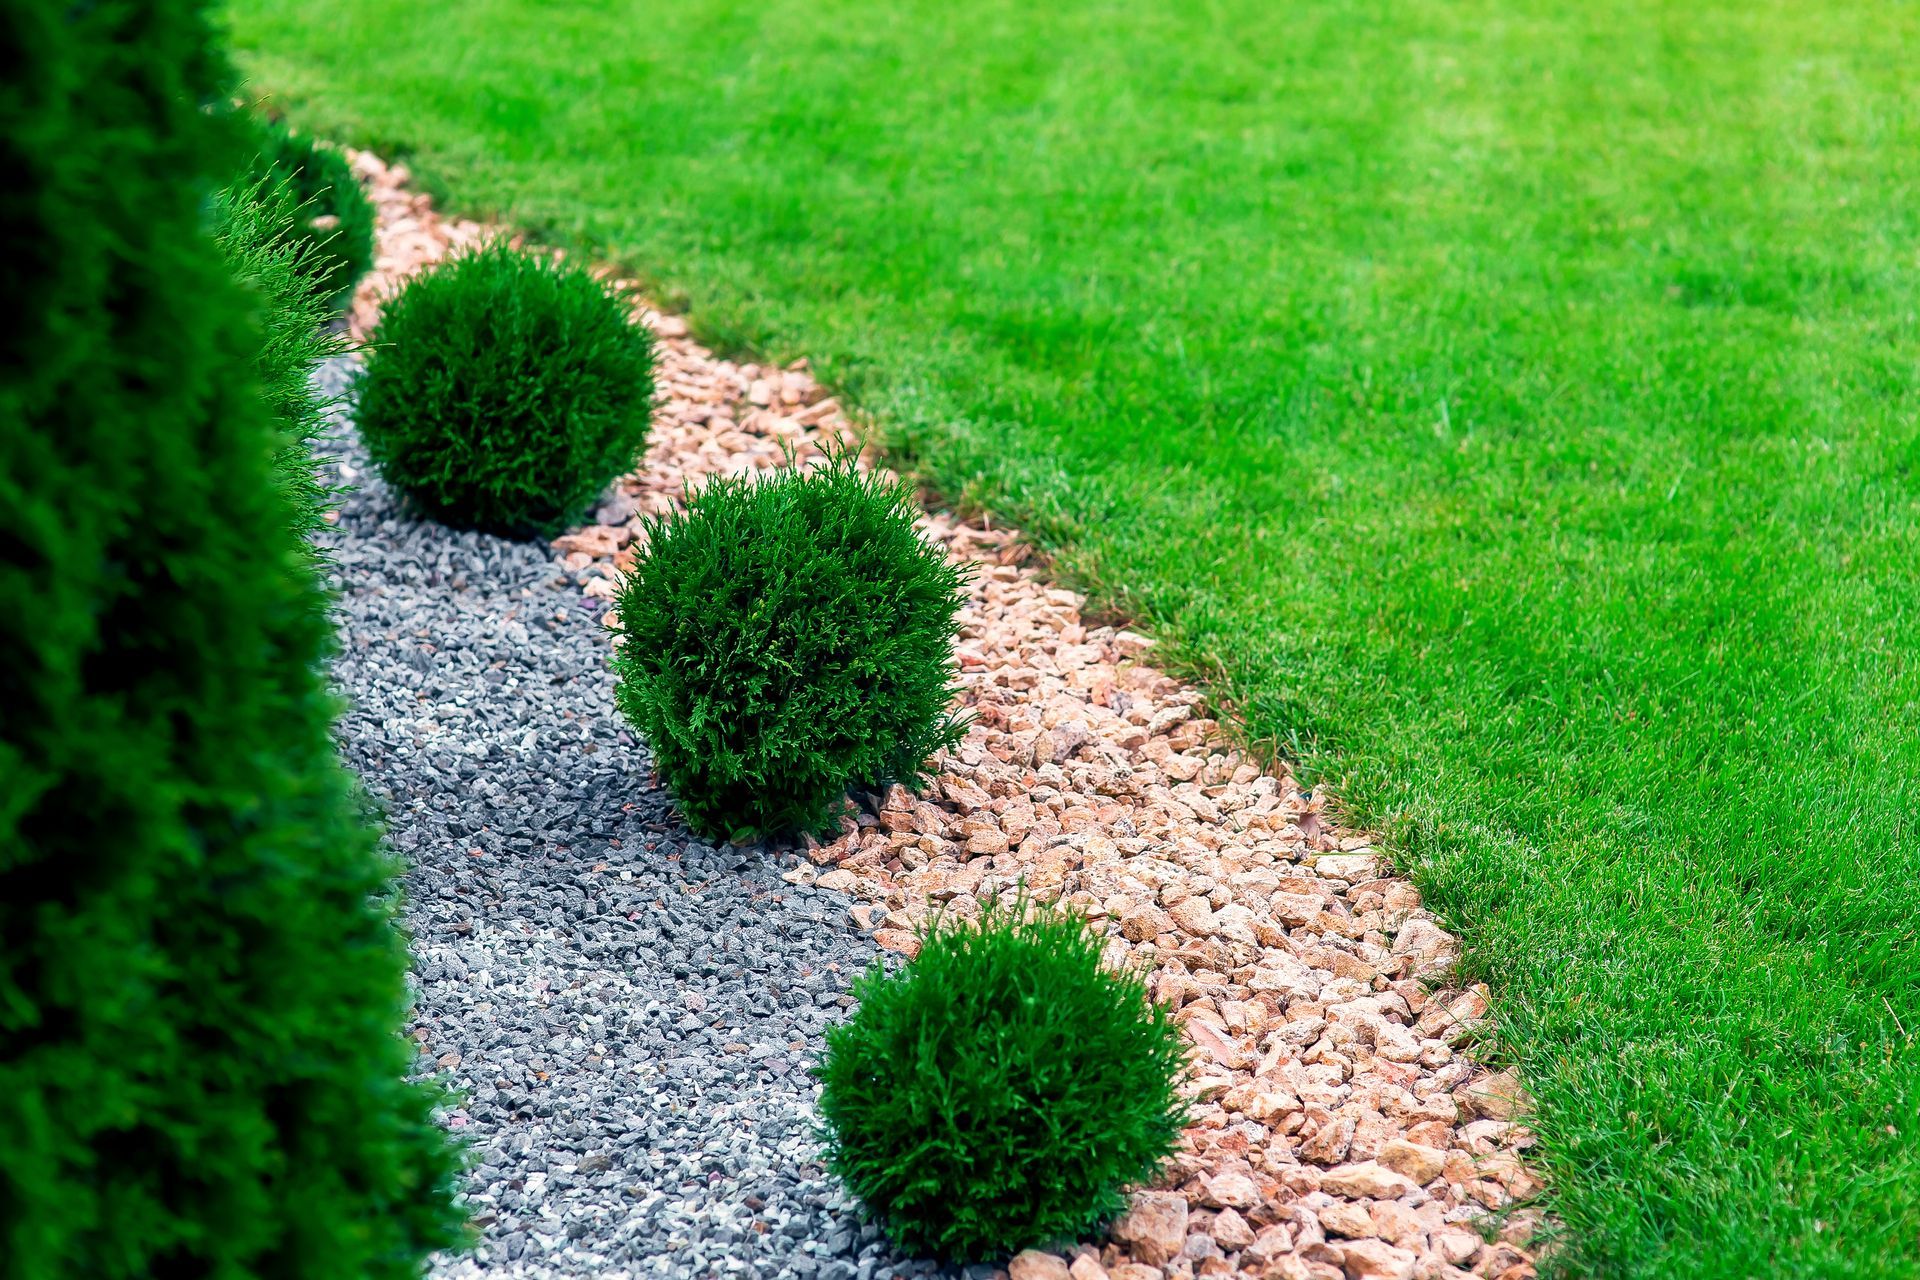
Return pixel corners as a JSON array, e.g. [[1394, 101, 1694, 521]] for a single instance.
[[344, 148, 1543, 1279], [1375, 1141, 1447, 1188], [1111, 1191, 1188, 1266], [1318, 1165, 1419, 1202], [1009, 1251, 1072, 1280], [1458, 1071, 1531, 1123], [316, 367, 934, 1279]]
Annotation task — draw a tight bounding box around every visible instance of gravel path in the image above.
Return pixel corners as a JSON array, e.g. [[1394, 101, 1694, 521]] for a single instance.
[[319, 362, 937, 1280], [326, 149, 1546, 1280]]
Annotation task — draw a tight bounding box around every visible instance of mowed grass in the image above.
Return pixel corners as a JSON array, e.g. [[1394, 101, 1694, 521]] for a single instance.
[[225, 2, 1920, 1274]]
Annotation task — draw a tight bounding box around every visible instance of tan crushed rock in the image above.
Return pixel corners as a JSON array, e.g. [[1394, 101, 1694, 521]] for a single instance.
[[346, 147, 1543, 1280], [1012, 1250, 1076, 1280]]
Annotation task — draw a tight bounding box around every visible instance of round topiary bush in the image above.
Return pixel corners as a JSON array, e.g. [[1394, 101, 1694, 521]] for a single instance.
[[248, 116, 376, 310], [612, 456, 967, 842], [356, 242, 656, 535], [816, 900, 1189, 1261]]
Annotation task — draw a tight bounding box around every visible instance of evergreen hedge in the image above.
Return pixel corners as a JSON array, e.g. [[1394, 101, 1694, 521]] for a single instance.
[[0, 3, 462, 1277]]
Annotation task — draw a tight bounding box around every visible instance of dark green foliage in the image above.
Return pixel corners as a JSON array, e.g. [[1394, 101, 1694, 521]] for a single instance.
[[816, 899, 1189, 1261], [213, 172, 351, 567], [0, 3, 462, 1278], [355, 242, 656, 534], [247, 114, 374, 309], [612, 457, 967, 841]]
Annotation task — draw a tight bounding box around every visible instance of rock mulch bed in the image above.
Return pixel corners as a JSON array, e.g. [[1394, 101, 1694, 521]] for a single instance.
[[320, 363, 933, 1280], [345, 150, 1544, 1280]]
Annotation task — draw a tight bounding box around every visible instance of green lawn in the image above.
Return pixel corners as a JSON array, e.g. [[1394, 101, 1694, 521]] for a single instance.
[[224, 2, 1920, 1274]]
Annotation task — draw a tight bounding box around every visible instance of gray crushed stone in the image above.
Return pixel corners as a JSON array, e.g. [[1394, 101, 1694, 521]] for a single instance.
[[316, 360, 945, 1280]]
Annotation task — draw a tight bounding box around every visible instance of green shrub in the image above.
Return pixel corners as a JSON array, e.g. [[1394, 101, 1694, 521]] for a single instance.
[[0, 3, 462, 1278], [355, 242, 656, 534], [816, 899, 1189, 1261], [612, 457, 967, 841], [213, 171, 351, 566], [247, 114, 375, 309]]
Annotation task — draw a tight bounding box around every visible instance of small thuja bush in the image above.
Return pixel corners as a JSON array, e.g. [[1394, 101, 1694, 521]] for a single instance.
[[816, 899, 1189, 1261], [613, 456, 966, 841], [356, 242, 656, 534]]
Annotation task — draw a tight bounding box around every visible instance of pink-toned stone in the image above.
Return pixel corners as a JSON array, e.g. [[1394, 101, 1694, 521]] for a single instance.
[[1390, 918, 1458, 979], [1209, 1207, 1255, 1251], [1242, 1223, 1294, 1266], [1299, 1114, 1356, 1165], [1433, 1229, 1482, 1267], [1112, 1191, 1189, 1266], [1266, 1257, 1344, 1280], [1320, 1162, 1420, 1200], [1315, 852, 1380, 880], [872, 929, 920, 957], [1334, 1238, 1417, 1280], [1121, 904, 1174, 943], [1011, 1252, 1073, 1280], [1202, 1170, 1260, 1211], [1315, 1202, 1372, 1238], [1365, 1200, 1426, 1248], [1168, 896, 1217, 935], [1376, 1139, 1447, 1186], [1459, 1070, 1530, 1121]]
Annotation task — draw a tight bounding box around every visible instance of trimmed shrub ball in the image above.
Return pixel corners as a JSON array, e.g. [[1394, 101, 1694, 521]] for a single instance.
[[356, 242, 656, 535], [612, 456, 966, 842], [247, 116, 376, 310], [816, 899, 1189, 1261]]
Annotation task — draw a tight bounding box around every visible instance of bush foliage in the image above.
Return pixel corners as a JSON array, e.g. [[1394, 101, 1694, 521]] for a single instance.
[[816, 900, 1189, 1260], [0, 3, 461, 1277], [247, 114, 375, 309], [213, 171, 351, 571], [356, 242, 656, 534], [613, 457, 967, 841]]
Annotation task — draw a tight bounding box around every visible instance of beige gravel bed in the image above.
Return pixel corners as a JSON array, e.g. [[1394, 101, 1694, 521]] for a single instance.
[[346, 150, 1544, 1280]]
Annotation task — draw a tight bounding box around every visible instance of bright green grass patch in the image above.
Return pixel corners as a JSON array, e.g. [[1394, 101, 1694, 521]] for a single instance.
[[223, 1, 1920, 1274]]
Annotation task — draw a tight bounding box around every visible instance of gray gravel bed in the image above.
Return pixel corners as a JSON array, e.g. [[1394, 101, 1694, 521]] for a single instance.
[[317, 362, 942, 1280]]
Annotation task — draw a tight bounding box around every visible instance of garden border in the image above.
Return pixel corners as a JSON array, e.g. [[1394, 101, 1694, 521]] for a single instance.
[[346, 148, 1545, 1280]]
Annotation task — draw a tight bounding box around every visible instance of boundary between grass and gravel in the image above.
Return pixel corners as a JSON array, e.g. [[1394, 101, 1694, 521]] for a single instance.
[[341, 148, 1550, 1280]]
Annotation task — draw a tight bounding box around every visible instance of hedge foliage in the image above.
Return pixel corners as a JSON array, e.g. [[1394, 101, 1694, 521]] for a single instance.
[[0, 3, 462, 1277], [613, 457, 968, 841], [213, 170, 351, 580], [355, 241, 656, 535], [247, 114, 376, 310], [816, 900, 1189, 1260]]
